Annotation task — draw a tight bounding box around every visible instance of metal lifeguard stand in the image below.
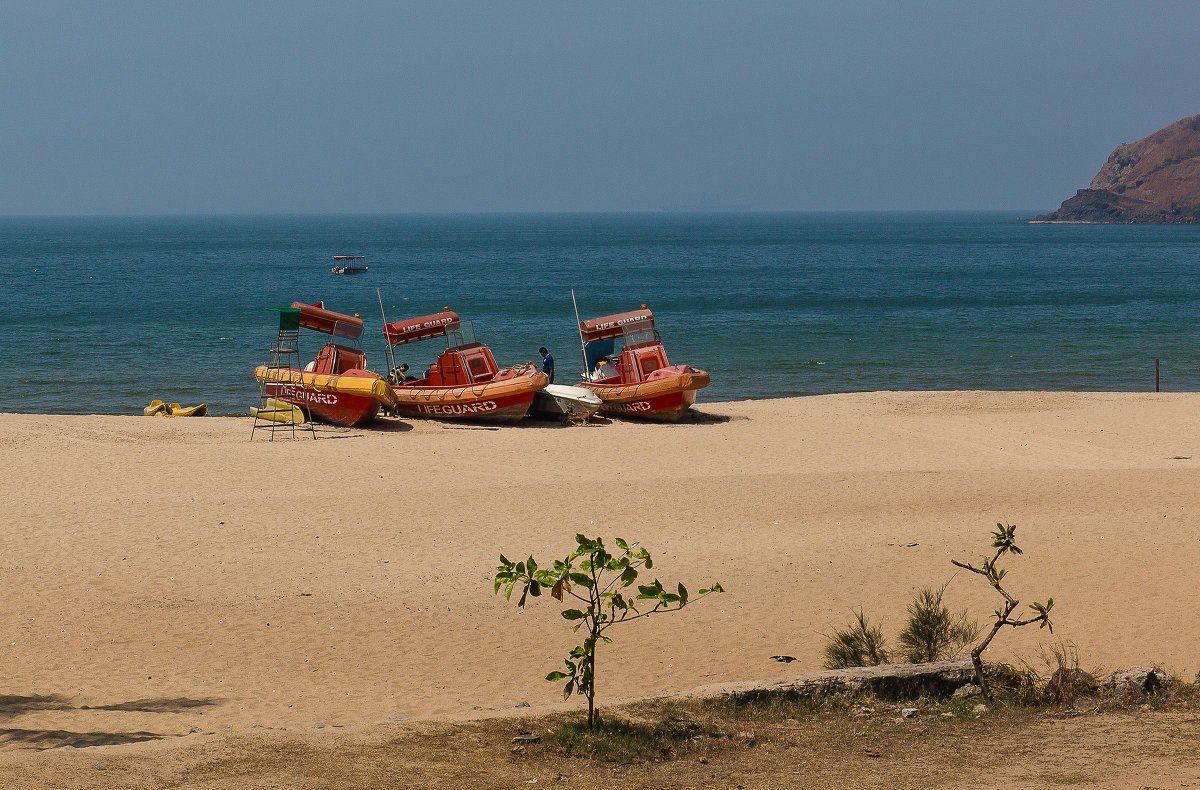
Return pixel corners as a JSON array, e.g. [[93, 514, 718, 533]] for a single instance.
[[251, 307, 317, 440]]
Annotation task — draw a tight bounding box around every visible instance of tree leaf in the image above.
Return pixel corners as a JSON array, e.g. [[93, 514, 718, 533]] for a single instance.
[[562, 609, 586, 620], [637, 581, 662, 597], [546, 671, 568, 681]]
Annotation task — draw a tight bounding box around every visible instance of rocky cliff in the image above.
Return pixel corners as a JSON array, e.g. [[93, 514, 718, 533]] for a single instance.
[[1035, 114, 1200, 223]]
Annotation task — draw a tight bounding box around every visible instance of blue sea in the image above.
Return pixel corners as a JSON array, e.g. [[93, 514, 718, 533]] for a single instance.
[[2, 212, 1199, 416]]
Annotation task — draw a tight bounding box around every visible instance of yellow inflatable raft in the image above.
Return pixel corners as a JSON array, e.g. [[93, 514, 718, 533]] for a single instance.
[[252, 366, 399, 409], [250, 398, 307, 424], [144, 400, 209, 417]]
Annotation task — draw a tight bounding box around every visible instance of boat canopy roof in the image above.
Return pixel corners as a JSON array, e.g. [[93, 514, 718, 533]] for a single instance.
[[383, 310, 461, 346], [579, 308, 655, 343], [332, 255, 365, 260], [290, 301, 364, 340]]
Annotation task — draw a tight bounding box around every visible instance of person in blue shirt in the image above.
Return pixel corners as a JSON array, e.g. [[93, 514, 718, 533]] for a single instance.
[[539, 347, 554, 384]]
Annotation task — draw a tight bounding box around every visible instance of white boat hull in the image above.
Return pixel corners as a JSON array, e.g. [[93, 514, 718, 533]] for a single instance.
[[532, 384, 603, 423]]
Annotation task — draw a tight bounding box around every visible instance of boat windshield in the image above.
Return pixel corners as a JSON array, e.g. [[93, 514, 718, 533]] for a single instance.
[[621, 320, 657, 348], [332, 319, 364, 346], [582, 320, 661, 379], [445, 320, 478, 349]]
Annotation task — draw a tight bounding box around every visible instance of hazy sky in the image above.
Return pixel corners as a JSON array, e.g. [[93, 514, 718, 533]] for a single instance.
[[3, 2, 1199, 215]]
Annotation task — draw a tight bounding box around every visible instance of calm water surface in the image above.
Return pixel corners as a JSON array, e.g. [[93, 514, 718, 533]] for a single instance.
[[1, 212, 1198, 415]]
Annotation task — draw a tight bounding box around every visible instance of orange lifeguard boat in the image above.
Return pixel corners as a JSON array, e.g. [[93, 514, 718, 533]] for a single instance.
[[576, 307, 709, 422], [382, 309, 547, 422], [253, 301, 396, 427]]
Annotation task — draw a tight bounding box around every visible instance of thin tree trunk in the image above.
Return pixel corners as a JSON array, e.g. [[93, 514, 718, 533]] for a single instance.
[[971, 647, 990, 701], [972, 606, 1012, 702], [588, 622, 598, 727]]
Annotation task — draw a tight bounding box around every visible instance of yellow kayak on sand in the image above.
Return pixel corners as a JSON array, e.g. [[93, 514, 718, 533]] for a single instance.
[[250, 398, 307, 424], [144, 400, 209, 417]]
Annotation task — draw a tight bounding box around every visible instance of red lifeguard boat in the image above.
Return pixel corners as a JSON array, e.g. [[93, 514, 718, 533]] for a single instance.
[[576, 306, 709, 422], [382, 309, 547, 422], [253, 301, 397, 427]]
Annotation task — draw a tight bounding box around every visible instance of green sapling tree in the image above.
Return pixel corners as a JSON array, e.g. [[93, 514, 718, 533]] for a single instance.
[[494, 534, 723, 728], [952, 523, 1054, 701]]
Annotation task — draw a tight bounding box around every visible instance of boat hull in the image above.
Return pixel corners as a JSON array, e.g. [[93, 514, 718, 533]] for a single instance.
[[390, 369, 547, 423], [254, 366, 396, 427], [581, 367, 710, 422], [531, 385, 603, 423], [264, 382, 380, 427]]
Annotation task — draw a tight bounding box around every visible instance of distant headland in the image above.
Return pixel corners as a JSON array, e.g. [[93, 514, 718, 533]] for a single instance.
[[1033, 114, 1200, 224]]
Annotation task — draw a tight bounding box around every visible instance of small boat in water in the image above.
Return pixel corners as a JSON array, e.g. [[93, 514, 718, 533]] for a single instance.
[[575, 306, 709, 422], [382, 309, 547, 422], [253, 301, 397, 426], [531, 384, 603, 424], [331, 255, 369, 275]]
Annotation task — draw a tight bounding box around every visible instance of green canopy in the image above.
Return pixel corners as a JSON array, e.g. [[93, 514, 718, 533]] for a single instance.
[[272, 307, 302, 331]]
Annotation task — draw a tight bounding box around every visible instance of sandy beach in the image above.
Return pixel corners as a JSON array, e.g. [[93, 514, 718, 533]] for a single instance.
[[1, 392, 1198, 768]]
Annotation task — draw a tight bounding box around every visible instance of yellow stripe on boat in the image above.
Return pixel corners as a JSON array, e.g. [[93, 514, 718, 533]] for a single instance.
[[253, 366, 399, 409]]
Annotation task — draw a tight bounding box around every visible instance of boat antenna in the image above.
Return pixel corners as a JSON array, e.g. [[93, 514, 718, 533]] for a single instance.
[[377, 288, 397, 375], [571, 288, 589, 377]]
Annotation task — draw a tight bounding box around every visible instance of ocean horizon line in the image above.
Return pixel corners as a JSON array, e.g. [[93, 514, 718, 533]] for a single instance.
[[0, 208, 1049, 222]]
